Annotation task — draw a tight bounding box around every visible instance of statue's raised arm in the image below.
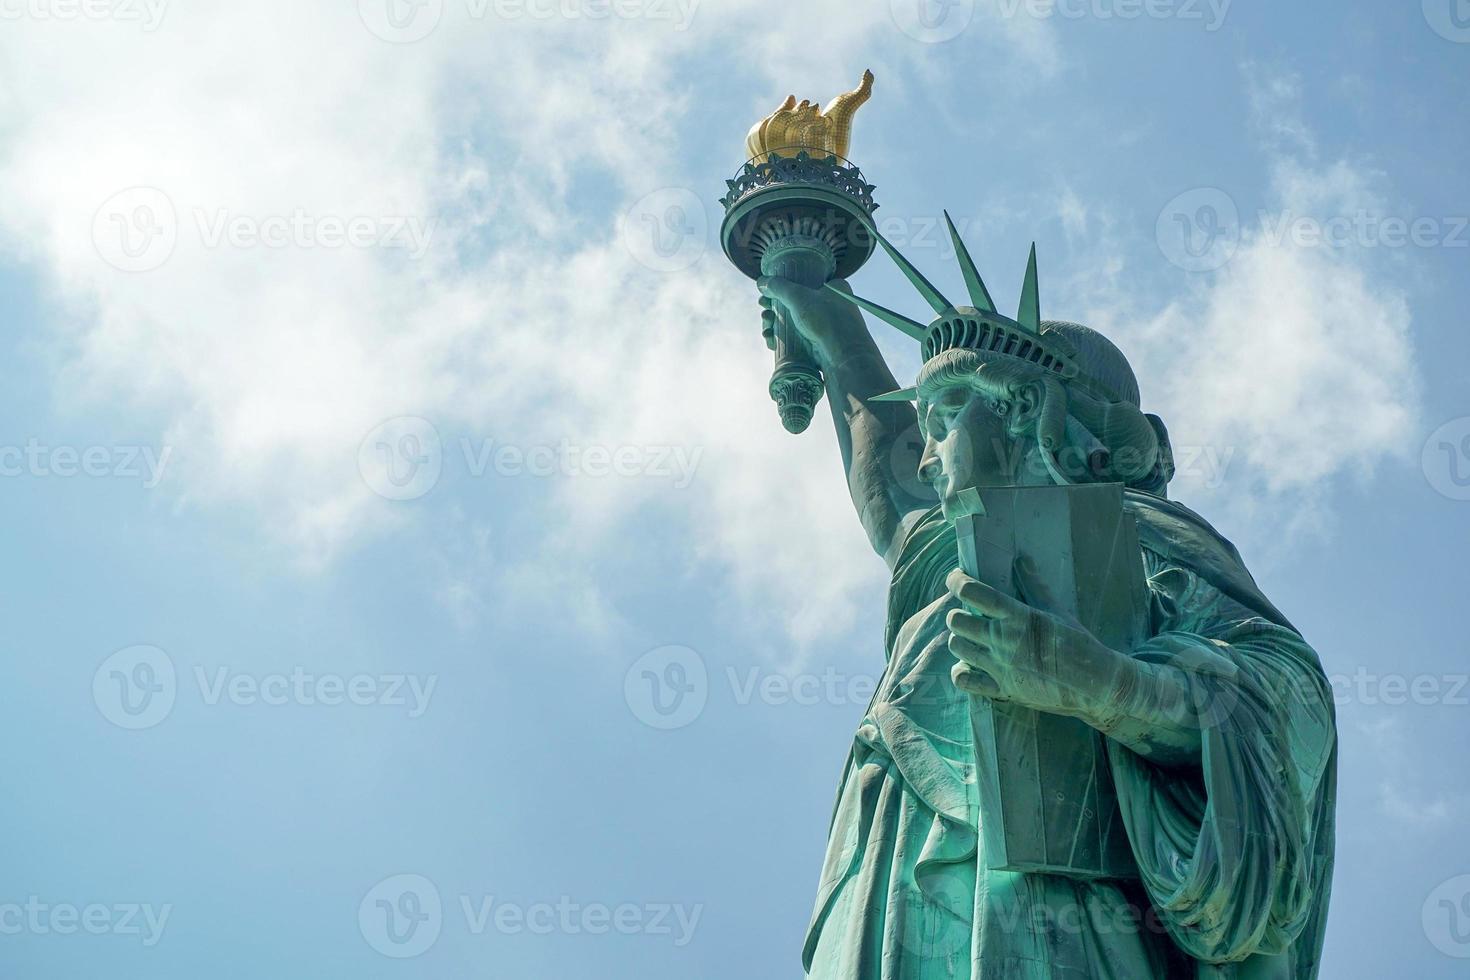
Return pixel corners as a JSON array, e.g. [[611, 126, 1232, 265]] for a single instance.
[[756, 271, 931, 566], [722, 72, 934, 566]]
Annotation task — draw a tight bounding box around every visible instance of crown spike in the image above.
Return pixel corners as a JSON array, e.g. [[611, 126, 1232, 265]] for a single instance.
[[944, 211, 995, 313], [861, 218, 953, 316], [826, 284, 929, 340], [869, 387, 918, 403], [1017, 243, 1040, 333]]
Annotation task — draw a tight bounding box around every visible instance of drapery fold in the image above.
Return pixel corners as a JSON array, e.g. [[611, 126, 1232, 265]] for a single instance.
[[803, 496, 1336, 979]]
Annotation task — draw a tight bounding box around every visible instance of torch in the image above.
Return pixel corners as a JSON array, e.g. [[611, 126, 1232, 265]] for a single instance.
[[719, 71, 879, 434]]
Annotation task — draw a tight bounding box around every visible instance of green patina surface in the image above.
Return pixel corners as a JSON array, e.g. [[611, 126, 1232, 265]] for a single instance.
[[722, 150, 1337, 978]]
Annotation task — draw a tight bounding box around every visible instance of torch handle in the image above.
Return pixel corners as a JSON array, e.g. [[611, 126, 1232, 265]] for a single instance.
[[760, 240, 835, 434]]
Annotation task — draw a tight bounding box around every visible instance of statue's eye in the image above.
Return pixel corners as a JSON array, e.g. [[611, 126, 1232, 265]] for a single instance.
[[927, 405, 960, 438]]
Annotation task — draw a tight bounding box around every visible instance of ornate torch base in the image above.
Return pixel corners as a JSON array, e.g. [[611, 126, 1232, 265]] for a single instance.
[[720, 152, 878, 434]]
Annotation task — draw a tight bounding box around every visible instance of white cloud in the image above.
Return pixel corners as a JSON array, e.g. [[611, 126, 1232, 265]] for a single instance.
[[0, 5, 1419, 647], [0, 1, 1059, 653], [1060, 66, 1420, 553]]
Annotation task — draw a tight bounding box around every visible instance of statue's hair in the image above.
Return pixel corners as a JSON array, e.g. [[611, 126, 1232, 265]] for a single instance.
[[917, 349, 1066, 449], [916, 348, 1170, 493]]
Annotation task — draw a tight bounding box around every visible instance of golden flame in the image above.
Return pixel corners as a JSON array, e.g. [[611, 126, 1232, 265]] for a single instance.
[[745, 70, 874, 164]]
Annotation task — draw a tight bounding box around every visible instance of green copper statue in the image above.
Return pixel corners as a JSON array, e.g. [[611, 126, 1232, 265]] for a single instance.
[[720, 75, 1337, 979]]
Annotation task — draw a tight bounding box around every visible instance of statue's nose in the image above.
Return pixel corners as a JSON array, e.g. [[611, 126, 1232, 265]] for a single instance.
[[917, 444, 943, 485]]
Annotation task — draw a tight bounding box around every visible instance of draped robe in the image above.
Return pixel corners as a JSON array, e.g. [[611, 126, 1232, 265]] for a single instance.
[[802, 492, 1336, 979]]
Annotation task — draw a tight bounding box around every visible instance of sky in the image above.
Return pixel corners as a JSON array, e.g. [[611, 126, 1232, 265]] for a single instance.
[[0, 0, 1467, 977]]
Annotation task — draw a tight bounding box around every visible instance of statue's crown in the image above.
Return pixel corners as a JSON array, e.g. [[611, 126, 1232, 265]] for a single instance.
[[833, 213, 1081, 403]]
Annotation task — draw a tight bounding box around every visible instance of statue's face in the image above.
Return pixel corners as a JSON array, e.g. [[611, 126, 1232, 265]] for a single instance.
[[917, 382, 1031, 521]]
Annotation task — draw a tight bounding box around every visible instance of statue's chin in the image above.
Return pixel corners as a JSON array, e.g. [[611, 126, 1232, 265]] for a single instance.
[[938, 485, 984, 524]]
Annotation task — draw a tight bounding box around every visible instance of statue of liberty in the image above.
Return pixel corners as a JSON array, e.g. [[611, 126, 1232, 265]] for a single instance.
[[724, 75, 1337, 980]]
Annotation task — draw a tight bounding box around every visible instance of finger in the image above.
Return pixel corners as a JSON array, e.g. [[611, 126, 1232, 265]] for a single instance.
[[948, 633, 994, 668], [952, 662, 1001, 697], [756, 275, 810, 307], [758, 295, 774, 311], [946, 609, 994, 645], [946, 569, 1025, 620]]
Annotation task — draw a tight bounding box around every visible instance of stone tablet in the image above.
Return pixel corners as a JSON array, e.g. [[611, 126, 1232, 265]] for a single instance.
[[954, 483, 1146, 880]]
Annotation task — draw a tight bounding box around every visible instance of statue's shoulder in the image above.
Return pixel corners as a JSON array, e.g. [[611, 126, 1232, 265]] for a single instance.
[[1124, 490, 1297, 632], [1124, 490, 1242, 563]]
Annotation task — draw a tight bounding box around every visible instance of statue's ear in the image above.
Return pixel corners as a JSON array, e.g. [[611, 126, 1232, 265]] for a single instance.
[[1006, 380, 1046, 439], [1144, 413, 1175, 494]]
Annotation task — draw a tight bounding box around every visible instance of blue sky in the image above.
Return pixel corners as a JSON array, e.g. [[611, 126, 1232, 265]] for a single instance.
[[0, 0, 1467, 977]]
